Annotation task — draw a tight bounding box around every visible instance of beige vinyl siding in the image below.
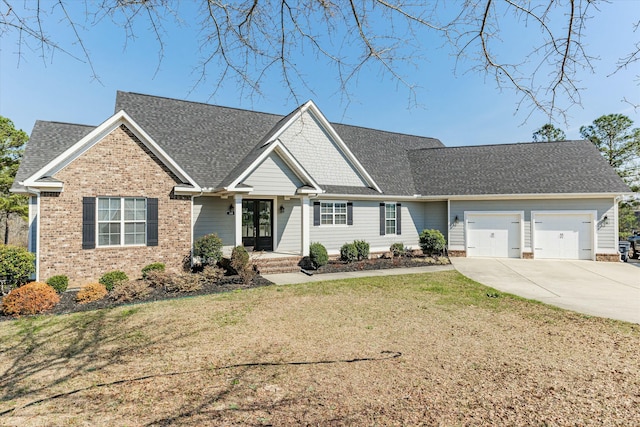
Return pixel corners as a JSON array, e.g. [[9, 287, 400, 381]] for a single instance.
[[423, 201, 448, 242], [448, 198, 616, 252], [309, 200, 426, 254], [276, 198, 302, 253], [192, 196, 235, 246], [243, 153, 303, 196]]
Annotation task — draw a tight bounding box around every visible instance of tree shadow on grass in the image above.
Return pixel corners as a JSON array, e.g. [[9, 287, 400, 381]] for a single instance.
[[0, 349, 401, 420]]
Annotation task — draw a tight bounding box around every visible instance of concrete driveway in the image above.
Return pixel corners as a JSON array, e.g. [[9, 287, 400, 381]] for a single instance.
[[450, 257, 640, 324]]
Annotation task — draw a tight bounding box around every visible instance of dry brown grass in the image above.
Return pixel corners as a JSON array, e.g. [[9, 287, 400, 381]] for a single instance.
[[0, 271, 638, 426]]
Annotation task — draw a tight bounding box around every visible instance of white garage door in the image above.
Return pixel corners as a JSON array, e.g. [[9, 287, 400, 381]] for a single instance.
[[466, 213, 521, 258], [533, 213, 593, 260]]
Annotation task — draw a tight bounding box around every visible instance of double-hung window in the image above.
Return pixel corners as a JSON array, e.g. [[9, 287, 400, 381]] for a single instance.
[[320, 202, 347, 225], [385, 203, 397, 235], [97, 197, 147, 246]]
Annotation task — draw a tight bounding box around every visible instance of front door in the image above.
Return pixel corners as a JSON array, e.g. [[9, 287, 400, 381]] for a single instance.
[[242, 200, 273, 251]]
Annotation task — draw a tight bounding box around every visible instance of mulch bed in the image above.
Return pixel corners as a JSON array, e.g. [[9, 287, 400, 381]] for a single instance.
[[310, 255, 449, 274], [0, 256, 450, 321]]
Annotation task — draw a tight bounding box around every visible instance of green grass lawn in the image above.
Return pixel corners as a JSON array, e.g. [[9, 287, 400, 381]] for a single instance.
[[1, 271, 638, 426]]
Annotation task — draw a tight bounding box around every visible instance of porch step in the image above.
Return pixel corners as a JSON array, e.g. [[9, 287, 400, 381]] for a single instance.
[[252, 256, 304, 274]]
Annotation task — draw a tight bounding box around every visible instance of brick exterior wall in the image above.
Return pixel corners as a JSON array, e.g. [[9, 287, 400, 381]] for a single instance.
[[38, 125, 191, 286]]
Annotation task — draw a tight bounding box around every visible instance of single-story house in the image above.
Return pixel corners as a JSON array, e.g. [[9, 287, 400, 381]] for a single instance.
[[11, 91, 631, 285]]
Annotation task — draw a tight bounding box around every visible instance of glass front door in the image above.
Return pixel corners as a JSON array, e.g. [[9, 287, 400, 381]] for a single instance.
[[242, 200, 273, 251]]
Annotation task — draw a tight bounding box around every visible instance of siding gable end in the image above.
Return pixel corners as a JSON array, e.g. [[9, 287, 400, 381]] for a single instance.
[[243, 152, 305, 195]]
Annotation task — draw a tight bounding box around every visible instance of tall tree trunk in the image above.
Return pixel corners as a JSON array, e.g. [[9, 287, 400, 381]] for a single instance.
[[4, 212, 9, 245]]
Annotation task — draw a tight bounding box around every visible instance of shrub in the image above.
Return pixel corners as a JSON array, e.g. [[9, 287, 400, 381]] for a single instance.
[[200, 266, 225, 284], [144, 270, 173, 288], [419, 229, 447, 255], [141, 262, 165, 279], [99, 271, 129, 292], [193, 234, 223, 265], [76, 282, 108, 304], [2, 282, 59, 316], [0, 245, 35, 291], [309, 242, 328, 269], [353, 240, 370, 260], [340, 242, 358, 263], [231, 245, 255, 285], [110, 280, 152, 303], [390, 243, 406, 257], [46, 275, 69, 293], [164, 273, 203, 293]]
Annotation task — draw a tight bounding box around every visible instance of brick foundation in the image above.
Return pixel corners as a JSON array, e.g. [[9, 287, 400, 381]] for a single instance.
[[447, 250, 467, 257], [596, 253, 620, 262], [38, 125, 192, 286], [522, 252, 534, 259]]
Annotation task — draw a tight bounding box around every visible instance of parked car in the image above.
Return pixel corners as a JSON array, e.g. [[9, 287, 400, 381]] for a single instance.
[[628, 231, 640, 259]]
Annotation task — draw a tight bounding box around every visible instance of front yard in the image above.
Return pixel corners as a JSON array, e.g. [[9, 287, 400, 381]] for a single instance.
[[0, 271, 638, 425]]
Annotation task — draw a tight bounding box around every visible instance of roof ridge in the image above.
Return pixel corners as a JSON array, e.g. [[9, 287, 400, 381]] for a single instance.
[[409, 139, 590, 153], [35, 119, 96, 128]]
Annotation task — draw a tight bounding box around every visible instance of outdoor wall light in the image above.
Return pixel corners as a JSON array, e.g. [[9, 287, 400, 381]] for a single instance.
[[280, 205, 285, 214], [454, 215, 459, 225], [602, 215, 608, 225], [227, 204, 235, 215]]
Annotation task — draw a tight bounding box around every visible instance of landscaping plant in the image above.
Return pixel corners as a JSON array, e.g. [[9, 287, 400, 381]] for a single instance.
[[340, 242, 358, 263], [309, 242, 328, 269], [76, 283, 108, 304], [353, 240, 370, 260], [193, 233, 223, 265], [231, 245, 255, 285], [0, 245, 35, 291], [419, 229, 446, 255], [46, 275, 69, 293], [99, 271, 129, 292], [1, 282, 59, 316], [390, 243, 406, 257], [141, 262, 165, 279], [110, 280, 152, 303]]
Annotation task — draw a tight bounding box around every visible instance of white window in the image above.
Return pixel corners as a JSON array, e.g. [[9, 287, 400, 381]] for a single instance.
[[385, 203, 397, 235], [97, 197, 147, 246], [320, 202, 347, 225]]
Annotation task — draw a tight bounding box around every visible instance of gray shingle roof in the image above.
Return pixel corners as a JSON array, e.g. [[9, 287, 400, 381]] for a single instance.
[[14, 91, 630, 197], [12, 120, 95, 192], [408, 141, 631, 196]]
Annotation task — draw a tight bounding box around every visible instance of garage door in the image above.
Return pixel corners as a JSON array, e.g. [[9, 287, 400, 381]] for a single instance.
[[466, 213, 521, 258], [533, 213, 593, 260]]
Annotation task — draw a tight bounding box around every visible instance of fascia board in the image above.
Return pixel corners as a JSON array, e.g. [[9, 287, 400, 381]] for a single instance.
[[303, 101, 383, 194], [23, 110, 201, 191], [227, 139, 323, 193], [444, 192, 632, 200]]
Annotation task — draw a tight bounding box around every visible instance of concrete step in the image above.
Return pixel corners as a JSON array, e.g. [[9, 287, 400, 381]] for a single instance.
[[252, 256, 303, 274]]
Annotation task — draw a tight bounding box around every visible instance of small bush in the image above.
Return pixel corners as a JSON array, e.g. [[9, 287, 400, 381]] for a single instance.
[[193, 234, 223, 265], [46, 275, 69, 293], [353, 240, 370, 260], [200, 265, 225, 284], [164, 273, 203, 293], [390, 243, 406, 257], [144, 270, 173, 288], [99, 271, 129, 292], [0, 245, 35, 290], [110, 280, 152, 303], [231, 245, 255, 285], [309, 242, 328, 269], [340, 242, 358, 263], [419, 229, 447, 255], [76, 282, 108, 304], [2, 282, 59, 316], [141, 262, 165, 279]]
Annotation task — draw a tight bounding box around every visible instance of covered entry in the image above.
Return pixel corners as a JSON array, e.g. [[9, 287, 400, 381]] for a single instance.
[[466, 212, 522, 258], [533, 211, 594, 260]]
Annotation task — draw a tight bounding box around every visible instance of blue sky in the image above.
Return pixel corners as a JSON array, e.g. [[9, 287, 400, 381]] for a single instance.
[[0, 1, 638, 147]]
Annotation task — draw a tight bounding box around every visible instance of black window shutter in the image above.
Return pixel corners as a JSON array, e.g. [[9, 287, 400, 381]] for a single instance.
[[396, 203, 402, 235], [82, 197, 96, 249], [147, 198, 158, 246], [379, 203, 385, 235], [347, 202, 353, 225], [313, 201, 320, 226]]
